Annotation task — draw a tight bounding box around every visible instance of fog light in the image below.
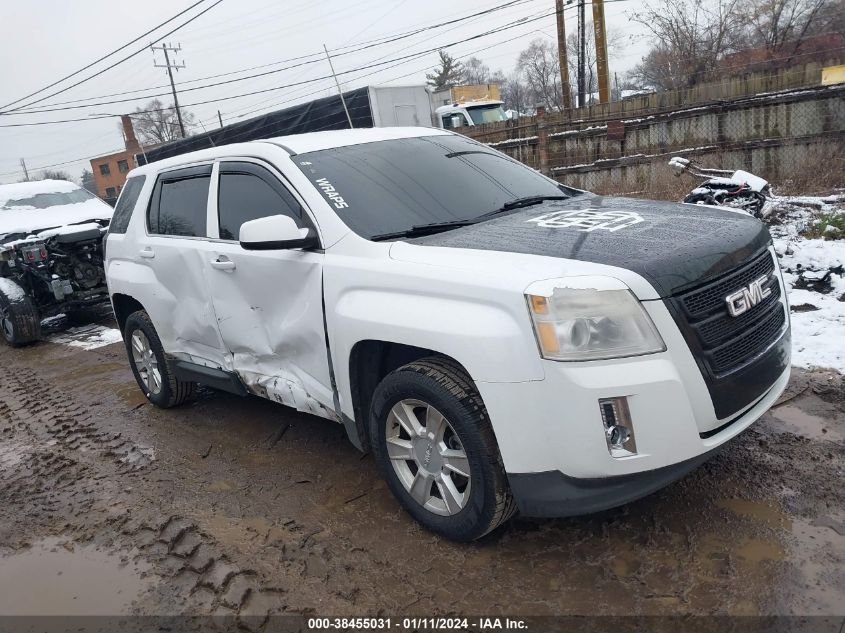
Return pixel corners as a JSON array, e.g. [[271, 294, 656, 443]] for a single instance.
[[599, 397, 637, 457]]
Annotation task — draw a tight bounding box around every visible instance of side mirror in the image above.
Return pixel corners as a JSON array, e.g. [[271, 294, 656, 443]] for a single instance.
[[451, 115, 464, 128], [239, 215, 319, 250]]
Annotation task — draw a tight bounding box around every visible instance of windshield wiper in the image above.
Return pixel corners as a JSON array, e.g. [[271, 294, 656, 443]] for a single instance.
[[369, 196, 572, 242], [369, 219, 477, 242], [468, 195, 570, 223]]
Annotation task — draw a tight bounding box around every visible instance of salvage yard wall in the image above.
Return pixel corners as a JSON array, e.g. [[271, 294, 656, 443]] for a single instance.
[[462, 61, 845, 197]]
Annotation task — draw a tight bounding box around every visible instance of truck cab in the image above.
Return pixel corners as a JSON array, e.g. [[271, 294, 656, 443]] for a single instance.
[[435, 100, 509, 129]]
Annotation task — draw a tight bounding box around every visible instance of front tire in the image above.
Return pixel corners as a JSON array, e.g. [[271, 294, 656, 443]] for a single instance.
[[369, 357, 516, 541], [0, 281, 41, 347], [123, 310, 195, 408]]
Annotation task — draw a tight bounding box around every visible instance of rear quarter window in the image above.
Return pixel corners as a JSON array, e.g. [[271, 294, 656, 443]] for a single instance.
[[108, 175, 146, 234], [147, 166, 212, 237]]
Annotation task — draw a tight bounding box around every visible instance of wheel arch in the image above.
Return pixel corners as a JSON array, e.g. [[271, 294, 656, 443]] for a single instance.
[[111, 293, 145, 335], [346, 340, 473, 452]]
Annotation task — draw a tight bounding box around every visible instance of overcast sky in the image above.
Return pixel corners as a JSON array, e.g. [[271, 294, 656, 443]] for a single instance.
[[0, 0, 649, 185]]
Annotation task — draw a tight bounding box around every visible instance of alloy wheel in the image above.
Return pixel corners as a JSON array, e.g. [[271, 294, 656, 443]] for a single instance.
[[385, 399, 471, 516], [131, 330, 162, 395]]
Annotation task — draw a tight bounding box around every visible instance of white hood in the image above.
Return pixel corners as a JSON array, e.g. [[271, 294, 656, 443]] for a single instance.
[[0, 180, 113, 239]]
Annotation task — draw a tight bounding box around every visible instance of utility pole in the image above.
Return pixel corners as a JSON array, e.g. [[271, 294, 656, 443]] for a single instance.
[[19, 158, 29, 181], [592, 0, 611, 104], [323, 44, 354, 129], [151, 42, 187, 138], [218, 110, 224, 128], [555, 0, 573, 110], [577, 0, 586, 108]]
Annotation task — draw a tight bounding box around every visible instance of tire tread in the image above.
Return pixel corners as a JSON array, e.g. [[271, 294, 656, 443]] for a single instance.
[[0, 283, 41, 346], [124, 310, 195, 408], [397, 356, 517, 538]]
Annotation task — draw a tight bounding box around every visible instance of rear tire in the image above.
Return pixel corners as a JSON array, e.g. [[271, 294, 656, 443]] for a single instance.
[[369, 356, 516, 541], [0, 281, 41, 347], [123, 310, 195, 408]]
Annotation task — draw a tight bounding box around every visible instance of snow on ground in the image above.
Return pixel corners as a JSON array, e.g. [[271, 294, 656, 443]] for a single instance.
[[47, 324, 123, 351], [768, 192, 845, 373]]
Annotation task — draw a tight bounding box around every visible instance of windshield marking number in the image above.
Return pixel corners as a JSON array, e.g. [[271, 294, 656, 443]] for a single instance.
[[314, 178, 349, 210], [527, 209, 644, 232]]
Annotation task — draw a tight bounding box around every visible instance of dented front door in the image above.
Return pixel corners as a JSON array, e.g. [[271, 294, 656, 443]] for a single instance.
[[205, 160, 336, 421]]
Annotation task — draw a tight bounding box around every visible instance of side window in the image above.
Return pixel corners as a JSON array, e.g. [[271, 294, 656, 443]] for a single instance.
[[441, 113, 468, 130], [109, 175, 146, 234], [148, 166, 212, 237], [217, 162, 304, 241]]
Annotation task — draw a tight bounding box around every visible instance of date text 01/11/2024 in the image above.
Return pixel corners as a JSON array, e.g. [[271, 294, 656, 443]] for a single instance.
[[307, 617, 529, 630]]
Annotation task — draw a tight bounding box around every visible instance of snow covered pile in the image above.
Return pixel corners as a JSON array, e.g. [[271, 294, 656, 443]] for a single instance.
[[767, 192, 845, 373]]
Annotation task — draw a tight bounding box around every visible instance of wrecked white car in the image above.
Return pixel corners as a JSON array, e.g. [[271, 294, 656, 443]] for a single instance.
[[105, 128, 791, 541], [0, 179, 113, 346]]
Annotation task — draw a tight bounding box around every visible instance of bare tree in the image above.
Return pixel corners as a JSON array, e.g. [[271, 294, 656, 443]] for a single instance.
[[628, 0, 747, 88], [131, 99, 195, 144], [425, 50, 465, 90], [516, 39, 564, 111], [462, 57, 506, 85], [739, 0, 843, 56], [39, 169, 73, 181], [500, 72, 532, 115]]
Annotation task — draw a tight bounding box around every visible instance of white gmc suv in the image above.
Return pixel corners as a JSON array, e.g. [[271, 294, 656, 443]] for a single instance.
[[105, 127, 791, 541]]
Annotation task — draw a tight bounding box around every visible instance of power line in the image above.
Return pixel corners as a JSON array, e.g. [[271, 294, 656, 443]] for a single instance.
[[6, 0, 535, 116], [0, 12, 552, 178], [0, 0, 224, 115], [0, 0, 208, 112], [1, 6, 561, 123], [151, 43, 188, 137]]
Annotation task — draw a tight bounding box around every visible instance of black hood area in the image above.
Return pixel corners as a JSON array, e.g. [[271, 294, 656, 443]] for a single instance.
[[409, 194, 772, 297]]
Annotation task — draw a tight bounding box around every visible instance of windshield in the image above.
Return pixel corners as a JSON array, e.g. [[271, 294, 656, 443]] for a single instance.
[[295, 134, 571, 239], [1, 188, 96, 210], [466, 104, 507, 125]]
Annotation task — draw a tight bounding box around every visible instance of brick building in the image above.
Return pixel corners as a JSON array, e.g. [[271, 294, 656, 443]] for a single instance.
[[90, 116, 144, 205]]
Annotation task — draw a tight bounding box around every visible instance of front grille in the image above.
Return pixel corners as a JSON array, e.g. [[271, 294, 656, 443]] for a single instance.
[[708, 304, 786, 374], [670, 250, 787, 377], [681, 252, 775, 319]]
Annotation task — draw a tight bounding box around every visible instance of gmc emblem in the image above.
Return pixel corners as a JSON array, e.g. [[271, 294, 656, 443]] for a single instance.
[[725, 274, 772, 317]]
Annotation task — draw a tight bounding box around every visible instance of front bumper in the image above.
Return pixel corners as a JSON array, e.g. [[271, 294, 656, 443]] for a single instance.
[[508, 446, 718, 518], [474, 293, 790, 517]]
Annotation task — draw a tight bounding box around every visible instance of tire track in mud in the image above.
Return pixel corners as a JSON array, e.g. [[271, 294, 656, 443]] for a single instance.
[[0, 365, 155, 472], [0, 362, 336, 626]]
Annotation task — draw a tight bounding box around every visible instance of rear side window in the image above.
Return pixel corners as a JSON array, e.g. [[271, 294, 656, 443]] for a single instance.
[[148, 165, 211, 237], [108, 175, 146, 234], [217, 162, 303, 240]]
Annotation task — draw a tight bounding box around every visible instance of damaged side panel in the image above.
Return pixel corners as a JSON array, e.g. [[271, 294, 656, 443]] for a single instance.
[[204, 245, 337, 421], [239, 368, 339, 422]]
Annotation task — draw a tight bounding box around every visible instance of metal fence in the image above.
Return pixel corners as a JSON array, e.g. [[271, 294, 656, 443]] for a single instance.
[[462, 63, 845, 198]]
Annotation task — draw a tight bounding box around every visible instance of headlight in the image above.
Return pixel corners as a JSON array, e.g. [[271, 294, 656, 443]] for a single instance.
[[526, 284, 665, 361]]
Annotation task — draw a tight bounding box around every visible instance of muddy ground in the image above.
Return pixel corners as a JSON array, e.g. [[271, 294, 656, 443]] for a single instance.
[[0, 314, 843, 629]]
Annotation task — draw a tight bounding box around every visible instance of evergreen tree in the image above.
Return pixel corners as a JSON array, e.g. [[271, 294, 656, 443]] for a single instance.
[[425, 50, 465, 90]]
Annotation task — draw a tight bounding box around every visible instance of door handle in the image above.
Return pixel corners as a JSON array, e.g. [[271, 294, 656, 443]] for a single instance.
[[139, 248, 155, 259], [210, 257, 236, 271]]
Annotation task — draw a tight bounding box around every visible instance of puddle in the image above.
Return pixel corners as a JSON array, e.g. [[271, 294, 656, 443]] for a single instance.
[[769, 405, 843, 441], [717, 498, 791, 528], [116, 383, 149, 409], [0, 538, 152, 615]]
